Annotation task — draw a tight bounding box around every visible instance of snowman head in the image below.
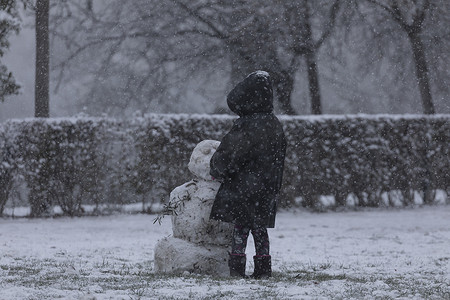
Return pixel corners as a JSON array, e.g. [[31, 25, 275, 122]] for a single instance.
[[188, 140, 220, 181]]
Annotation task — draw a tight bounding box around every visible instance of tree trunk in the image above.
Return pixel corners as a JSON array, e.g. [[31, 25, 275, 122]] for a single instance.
[[302, 2, 322, 115], [35, 0, 50, 118], [407, 31, 435, 114], [306, 51, 322, 115], [273, 71, 296, 115]]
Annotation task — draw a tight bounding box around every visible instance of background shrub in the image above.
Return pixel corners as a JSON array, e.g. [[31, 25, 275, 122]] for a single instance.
[[0, 114, 448, 217], [130, 114, 232, 207], [281, 115, 450, 208], [12, 119, 108, 216], [0, 124, 17, 215]]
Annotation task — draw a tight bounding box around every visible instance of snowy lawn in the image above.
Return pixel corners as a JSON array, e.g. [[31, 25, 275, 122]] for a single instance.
[[1, 206, 449, 300]]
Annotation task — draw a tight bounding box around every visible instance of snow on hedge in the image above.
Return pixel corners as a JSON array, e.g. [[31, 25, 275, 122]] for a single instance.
[[0, 113, 449, 216]]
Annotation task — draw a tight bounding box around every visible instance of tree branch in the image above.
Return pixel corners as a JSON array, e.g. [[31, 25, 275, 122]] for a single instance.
[[170, 0, 228, 40], [314, 0, 342, 50], [366, 0, 409, 31], [175, 29, 224, 39], [411, 0, 430, 33]]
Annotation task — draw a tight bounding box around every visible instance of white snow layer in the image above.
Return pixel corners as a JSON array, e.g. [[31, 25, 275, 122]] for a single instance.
[[0, 206, 449, 299], [249, 70, 270, 78]]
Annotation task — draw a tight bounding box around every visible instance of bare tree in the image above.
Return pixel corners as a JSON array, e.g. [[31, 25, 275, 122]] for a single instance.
[[35, 0, 49, 117], [160, 0, 343, 115], [283, 0, 342, 114], [365, 0, 436, 114], [49, 1, 225, 116], [49, 0, 347, 116]]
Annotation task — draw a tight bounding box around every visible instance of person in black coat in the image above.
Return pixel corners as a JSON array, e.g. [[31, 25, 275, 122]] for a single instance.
[[209, 70, 287, 278]]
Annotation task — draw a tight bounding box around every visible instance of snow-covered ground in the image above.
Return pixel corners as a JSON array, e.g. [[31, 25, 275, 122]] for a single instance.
[[0, 206, 449, 300]]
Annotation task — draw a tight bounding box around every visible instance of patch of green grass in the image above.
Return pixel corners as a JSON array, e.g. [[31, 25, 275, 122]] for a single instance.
[[2, 257, 449, 300], [382, 276, 450, 299], [275, 261, 359, 285], [3, 263, 42, 277], [294, 271, 348, 282]]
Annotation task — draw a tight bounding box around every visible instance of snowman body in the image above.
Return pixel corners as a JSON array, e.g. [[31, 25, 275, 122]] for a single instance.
[[154, 140, 233, 276]]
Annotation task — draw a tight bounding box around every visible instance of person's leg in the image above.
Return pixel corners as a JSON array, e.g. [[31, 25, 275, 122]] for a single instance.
[[251, 227, 270, 256], [251, 227, 272, 279], [231, 224, 250, 255], [229, 224, 250, 277]]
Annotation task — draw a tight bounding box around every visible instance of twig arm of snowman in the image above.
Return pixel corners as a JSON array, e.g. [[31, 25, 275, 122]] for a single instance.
[[153, 180, 198, 225]]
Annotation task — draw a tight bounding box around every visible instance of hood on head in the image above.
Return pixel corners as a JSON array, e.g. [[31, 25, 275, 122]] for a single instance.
[[227, 71, 273, 116]]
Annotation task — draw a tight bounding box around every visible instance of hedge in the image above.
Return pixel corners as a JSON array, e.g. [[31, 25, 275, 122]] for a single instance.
[[0, 114, 449, 216], [280, 115, 450, 207]]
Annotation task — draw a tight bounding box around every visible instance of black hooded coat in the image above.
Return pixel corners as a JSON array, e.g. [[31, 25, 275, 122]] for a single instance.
[[209, 71, 287, 228]]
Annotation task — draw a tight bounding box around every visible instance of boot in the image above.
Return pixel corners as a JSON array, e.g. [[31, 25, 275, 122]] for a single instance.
[[229, 254, 246, 278], [252, 255, 271, 279]]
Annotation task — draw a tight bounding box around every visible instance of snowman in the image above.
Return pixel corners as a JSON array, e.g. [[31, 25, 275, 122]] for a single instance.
[[154, 140, 233, 276]]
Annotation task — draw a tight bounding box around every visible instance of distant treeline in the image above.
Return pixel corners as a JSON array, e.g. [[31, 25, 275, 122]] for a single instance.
[[1, 114, 449, 217]]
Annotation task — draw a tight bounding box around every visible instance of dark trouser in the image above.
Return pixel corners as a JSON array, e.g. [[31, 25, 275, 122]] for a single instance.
[[231, 224, 270, 256]]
